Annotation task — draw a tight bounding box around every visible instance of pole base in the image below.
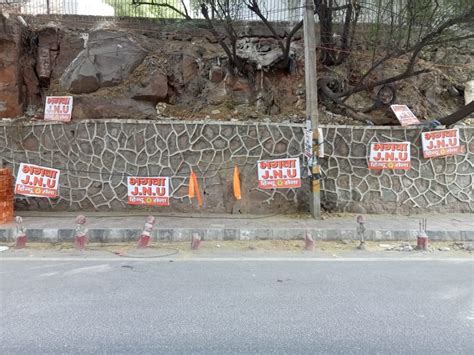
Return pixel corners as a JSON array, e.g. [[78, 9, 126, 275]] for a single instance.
[[75, 235, 87, 250], [15, 235, 27, 249], [191, 234, 201, 250], [416, 237, 428, 251], [137, 235, 151, 249]]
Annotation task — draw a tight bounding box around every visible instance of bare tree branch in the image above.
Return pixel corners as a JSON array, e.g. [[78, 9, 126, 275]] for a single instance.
[[336, 7, 474, 100], [437, 101, 474, 127], [246, 0, 303, 68], [131, 0, 192, 19], [246, 0, 285, 52], [339, 68, 431, 101], [180, 0, 189, 19], [200, 3, 242, 72], [427, 34, 474, 46], [283, 20, 303, 66], [319, 78, 393, 125]]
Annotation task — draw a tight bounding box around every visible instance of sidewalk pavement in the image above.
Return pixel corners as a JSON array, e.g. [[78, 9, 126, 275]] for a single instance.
[[0, 212, 473, 243]]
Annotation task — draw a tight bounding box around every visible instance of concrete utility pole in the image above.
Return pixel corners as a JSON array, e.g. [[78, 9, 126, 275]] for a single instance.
[[303, 0, 321, 218]]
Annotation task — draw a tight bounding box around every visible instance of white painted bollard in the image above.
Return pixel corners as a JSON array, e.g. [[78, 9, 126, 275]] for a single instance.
[[15, 216, 27, 249], [137, 216, 155, 249]]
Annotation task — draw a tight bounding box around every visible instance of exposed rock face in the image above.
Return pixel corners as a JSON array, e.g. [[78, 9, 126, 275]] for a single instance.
[[465, 80, 474, 105], [237, 37, 288, 68], [60, 31, 147, 94], [130, 71, 168, 103], [72, 96, 156, 120], [2, 16, 470, 124], [182, 54, 199, 82], [209, 66, 225, 83], [36, 26, 60, 86], [0, 16, 23, 118]]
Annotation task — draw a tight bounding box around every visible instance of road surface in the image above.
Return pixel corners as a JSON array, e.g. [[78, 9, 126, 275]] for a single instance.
[[1, 256, 473, 354]]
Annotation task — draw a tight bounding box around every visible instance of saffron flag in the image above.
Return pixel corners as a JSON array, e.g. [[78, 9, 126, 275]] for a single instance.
[[188, 171, 195, 199], [233, 166, 241, 200], [189, 170, 203, 207]]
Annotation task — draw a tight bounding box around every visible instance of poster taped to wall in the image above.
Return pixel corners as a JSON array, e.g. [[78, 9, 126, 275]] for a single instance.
[[304, 129, 313, 159], [368, 142, 411, 170], [390, 105, 420, 126], [421, 128, 462, 158], [44, 96, 73, 122], [127, 177, 170, 206], [15, 163, 60, 198], [257, 158, 301, 189]]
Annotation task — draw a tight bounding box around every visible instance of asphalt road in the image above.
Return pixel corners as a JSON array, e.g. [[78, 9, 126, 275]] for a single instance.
[[1, 257, 473, 354]]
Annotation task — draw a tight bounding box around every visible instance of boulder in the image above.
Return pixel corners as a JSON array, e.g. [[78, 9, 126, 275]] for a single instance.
[[130, 71, 168, 104], [465, 80, 474, 105], [237, 37, 287, 68], [67, 61, 100, 94], [60, 31, 147, 94], [209, 66, 225, 83]]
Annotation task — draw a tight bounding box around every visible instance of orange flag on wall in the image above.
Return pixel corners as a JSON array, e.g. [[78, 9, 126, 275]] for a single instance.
[[188, 170, 195, 199], [189, 170, 203, 208], [233, 166, 241, 200]]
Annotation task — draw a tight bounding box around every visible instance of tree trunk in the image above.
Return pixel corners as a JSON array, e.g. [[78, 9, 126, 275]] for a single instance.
[[437, 101, 474, 126]]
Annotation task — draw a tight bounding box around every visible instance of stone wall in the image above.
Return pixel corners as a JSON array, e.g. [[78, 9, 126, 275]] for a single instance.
[[321, 126, 473, 213], [0, 120, 472, 214]]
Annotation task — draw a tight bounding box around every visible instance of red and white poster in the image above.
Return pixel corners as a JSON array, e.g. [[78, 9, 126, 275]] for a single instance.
[[15, 163, 60, 198], [127, 177, 170, 206], [257, 158, 301, 189], [421, 128, 462, 158], [368, 142, 411, 170], [390, 105, 420, 126], [44, 96, 73, 122]]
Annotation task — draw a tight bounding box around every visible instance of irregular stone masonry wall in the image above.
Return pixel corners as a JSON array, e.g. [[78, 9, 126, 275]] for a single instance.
[[0, 120, 472, 214]]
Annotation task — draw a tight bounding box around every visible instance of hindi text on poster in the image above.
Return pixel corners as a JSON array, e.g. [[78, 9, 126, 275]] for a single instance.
[[421, 128, 462, 158], [390, 105, 420, 126], [368, 142, 411, 170], [44, 96, 73, 122], [15, 163, 60, 198], [257, 158, 301, 189], [127, 177, 170, 206]]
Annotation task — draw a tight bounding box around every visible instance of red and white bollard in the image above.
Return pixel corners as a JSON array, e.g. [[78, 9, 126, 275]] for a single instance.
[[15, 216, 27, 249], [74, 215, 87, 250], [137, 216, 155, 249], [191, 233, 201, 250], [417, 218, 428, 251], [417, 232, 428, 251], [305, 233, 315, 251]]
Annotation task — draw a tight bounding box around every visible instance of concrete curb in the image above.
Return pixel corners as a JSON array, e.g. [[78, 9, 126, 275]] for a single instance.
[[0, 227, 472, 243]]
